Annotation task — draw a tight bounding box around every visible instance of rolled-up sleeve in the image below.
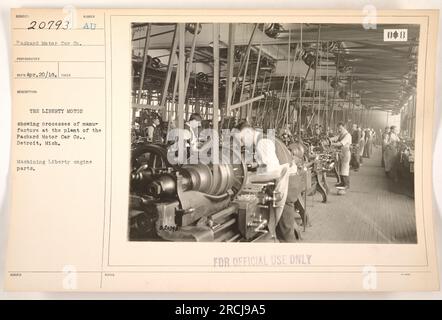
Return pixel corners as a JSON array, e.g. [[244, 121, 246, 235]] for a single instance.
[[341, 133, 352, 147]]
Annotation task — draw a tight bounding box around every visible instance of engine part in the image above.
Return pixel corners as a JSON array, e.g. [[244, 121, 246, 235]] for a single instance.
[[130, 143, 176, 193]]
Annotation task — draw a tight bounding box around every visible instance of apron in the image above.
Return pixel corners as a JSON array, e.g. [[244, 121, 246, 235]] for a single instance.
[[358, 138, 365, 157], [338, 132, 351, 176]]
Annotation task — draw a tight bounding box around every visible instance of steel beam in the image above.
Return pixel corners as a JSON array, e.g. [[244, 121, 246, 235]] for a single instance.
[[137, 24, 152, 103], [177, 23, 185, 129]]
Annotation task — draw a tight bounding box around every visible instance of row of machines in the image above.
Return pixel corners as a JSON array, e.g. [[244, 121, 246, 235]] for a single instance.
[[128, 128, 340, 242], [128, 138, 310, 242], [280, 129, 341, 202]]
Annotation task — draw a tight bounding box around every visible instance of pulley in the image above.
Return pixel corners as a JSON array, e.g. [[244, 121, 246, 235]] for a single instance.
[[338, 91, 348, 99], [196, 72, 209, 83], [150, 57, 161, 69], [185, 23, 202, 35], [338, 65, 352, 73], [263, 23, 283, 38], [322, 41, 339, 52], [302, 51, 316, 68]]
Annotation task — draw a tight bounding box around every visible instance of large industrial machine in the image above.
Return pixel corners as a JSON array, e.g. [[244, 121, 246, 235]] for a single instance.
[[129, 143, 301, 242], [279, 131, 339, 203], [301, 136, 341, 202]]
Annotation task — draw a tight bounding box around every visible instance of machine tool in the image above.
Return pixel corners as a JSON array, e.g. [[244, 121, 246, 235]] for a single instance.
[[129, 144, 288, 242]]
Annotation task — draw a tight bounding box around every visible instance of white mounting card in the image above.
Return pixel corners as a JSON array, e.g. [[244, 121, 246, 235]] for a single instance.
[[5, 8, 439, 292]]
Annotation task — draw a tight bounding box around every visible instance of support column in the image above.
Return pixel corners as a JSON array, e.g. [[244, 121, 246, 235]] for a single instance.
[[213, 23, 220, 165], [249, 41, 262, 121], [221, 23, 235, 129], [177, 23, 185, 130], [184, 23, 199, 96], [137, 24, 152, 103], [213, 23, 220, 135], [160, 25, 178, 113], [329, 48, 340, 128]]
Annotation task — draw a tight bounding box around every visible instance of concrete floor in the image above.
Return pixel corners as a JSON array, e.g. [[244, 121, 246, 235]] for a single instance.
[[301, 146, 417, 243]]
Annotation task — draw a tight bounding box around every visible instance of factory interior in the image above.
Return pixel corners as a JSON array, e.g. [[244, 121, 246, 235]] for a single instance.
[[129, 23, 418, 243]]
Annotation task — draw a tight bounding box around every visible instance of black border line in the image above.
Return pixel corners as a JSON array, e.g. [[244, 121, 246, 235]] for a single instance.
[[105, 14, 430, 270], [107, 15, 430, 273], [6, 12, 433, 281]]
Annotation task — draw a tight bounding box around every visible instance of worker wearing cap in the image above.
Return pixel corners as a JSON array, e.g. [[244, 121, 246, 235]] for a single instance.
[[236, 122, 298, 242], [330, 122, 352, 189], [184, 113, 202, 152], [146, 114, 164, 144]]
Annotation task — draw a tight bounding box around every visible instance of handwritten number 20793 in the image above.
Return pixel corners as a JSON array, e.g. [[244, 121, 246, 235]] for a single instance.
[[27, 20, 70, 30]]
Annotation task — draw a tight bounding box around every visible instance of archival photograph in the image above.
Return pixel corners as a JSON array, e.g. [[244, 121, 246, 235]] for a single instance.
[[128, 22, 418, 244]]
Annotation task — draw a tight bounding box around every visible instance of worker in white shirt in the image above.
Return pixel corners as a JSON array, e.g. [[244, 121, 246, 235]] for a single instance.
[[166, 113, 202, 165], [330, 122, 352, 189], [236, 122, 298, 241], [183, 113, 202, 153]]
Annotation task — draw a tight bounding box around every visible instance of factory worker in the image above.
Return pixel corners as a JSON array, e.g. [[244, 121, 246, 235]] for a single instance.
[[146, 114, 164, 144], [183, 113, 202, 152], [358, 127, 365, 165], [330, 122, 352, 189], [381, 126, 390, 167], [350, 123, 361, 171], [165, 113, 202, 165], [236, 122, 297, 241], [384, 125, 400, 181]]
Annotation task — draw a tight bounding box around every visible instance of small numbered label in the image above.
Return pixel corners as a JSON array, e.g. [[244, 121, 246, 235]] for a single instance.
[[384, 29, 408, 41]]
